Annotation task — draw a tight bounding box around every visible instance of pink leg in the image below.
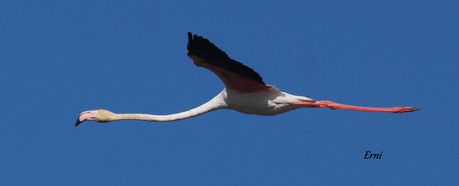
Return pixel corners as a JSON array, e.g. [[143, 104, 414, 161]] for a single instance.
[[293, 100, 419, 114]]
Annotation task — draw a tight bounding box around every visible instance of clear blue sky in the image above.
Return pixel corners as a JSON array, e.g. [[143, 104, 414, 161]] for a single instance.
[[1, 0, 457, 185]]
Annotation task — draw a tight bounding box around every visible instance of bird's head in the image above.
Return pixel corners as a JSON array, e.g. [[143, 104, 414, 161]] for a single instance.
[[75, 109, 115, 127]]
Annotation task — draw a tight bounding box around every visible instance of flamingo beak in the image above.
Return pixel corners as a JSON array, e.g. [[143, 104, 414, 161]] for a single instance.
[[75, 117, 83, 127], [75, 110, 99, 127]]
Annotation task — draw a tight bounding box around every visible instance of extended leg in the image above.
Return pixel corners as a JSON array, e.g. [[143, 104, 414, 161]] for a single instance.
[[292, 100, 419, 114]]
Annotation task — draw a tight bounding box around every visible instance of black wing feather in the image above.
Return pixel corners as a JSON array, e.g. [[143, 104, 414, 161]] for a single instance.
[[187, 32, 265, 85]]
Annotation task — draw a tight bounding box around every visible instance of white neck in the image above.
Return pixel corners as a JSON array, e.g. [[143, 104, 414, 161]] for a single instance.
[[110, 91, 228, 122]]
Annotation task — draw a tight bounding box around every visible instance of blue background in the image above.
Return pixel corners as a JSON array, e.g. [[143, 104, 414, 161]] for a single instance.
[[1, 0, 457, 185]]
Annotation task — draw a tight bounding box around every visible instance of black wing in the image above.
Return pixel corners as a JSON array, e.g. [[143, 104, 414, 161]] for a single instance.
[[186, 32, 265, 85]]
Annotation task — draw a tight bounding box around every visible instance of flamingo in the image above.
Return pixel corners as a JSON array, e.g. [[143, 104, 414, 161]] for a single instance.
[[75, 32, 419, 126]]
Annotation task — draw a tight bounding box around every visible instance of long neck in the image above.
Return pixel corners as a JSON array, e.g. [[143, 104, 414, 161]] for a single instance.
[[110, 91, 228, 122]]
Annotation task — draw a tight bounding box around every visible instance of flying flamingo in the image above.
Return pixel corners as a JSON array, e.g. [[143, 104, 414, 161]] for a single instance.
[[75, 32, 419, 126]]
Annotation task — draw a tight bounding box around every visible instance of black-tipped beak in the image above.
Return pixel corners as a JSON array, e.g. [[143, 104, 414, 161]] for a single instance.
[[75, 118, 83, 127]]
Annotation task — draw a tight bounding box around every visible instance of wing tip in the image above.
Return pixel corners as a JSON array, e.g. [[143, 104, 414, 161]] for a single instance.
[[188, 31, 193, 42]]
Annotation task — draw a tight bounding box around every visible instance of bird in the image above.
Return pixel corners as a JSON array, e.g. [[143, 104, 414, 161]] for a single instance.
[[75, 32, 419, 126]]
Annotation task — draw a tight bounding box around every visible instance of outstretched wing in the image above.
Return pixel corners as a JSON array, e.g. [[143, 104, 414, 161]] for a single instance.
[[187, 32, 271, 92]]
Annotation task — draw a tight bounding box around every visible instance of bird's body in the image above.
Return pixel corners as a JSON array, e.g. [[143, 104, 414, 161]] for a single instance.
[[76, 32, 418, 126], [225, 87, 312, 116]]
